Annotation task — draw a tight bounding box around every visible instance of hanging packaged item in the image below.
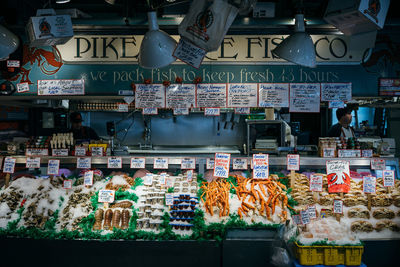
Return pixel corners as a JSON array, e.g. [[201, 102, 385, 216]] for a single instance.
[[178, 0, 238, 52]]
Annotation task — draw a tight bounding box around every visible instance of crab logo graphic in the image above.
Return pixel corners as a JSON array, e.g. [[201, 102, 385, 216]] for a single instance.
[[327, 172, 351, 193], [364, 0, 381, 23], [8, 44, 63, 84]]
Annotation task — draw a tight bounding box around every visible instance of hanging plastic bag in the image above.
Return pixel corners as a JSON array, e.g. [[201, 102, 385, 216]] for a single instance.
[[178, 0, 239, 52]]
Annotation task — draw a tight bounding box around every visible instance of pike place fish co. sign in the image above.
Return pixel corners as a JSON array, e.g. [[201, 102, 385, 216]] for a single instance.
[[56, 35, 370, 64]]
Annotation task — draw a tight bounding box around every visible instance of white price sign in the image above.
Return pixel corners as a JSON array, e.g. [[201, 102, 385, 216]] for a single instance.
[[17, 82, 29, 93], [75, 147, 86, 156], [363, 176, 376, 194], [232, 158, 248, 170], [26, 157, 41, 169], [328, 101, 345, 109], [186, 170, 194, 182], [165, 177, 173, 188], [206, 158, 215, 169], [181, 158, 196, 169], [47, 159, 60, 175], [26, 148, 48, 156], [142, 107, 158, 115], [287, 154, 300, 171], [91, 147, 103, 156], [165, 193, 174, 206], [323, 147, 336, 158], [52, 149, 69, 156], [144, 174, 153, 185], [252, 154, 269, 179], [213, 153, 231, 178], [159, 173, 167, 185], [77, 157, 91, 169], [63, 179, 73, 189], [7, 60, 20, 68], [108, 157, 122, 168], [117, 103, 129, 112], [309, 174, 323, 192], [338, 149, 361, 158], [362, 149, 373, 158], [235, 107, 250, 114], [204, 108, 220, 116], [130, 157, 145, 169], [307, 205, 317, 219], [371, 158, 386, 170], [173, 108, 189, 115], [98, 190, 115, 203], [173, 38, 206, 69], [3, 157, 16, 173], [154, 158, 168, 169], [383, 170, 395, 187], [300, 209, 310, 225], [84, 170, 94, 186], [333, 199, 343, 214]]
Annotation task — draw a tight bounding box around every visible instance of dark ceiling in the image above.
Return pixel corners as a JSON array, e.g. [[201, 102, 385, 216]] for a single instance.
[[1, 0, 400, 28]]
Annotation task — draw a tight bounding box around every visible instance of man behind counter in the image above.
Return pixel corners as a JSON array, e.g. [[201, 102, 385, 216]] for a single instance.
[[328, 107, 355, 138], [70, 112, 100, 140]]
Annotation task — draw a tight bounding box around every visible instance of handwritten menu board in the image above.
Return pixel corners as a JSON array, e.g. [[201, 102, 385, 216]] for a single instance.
[[38, 79, 85, 95], [321, 83, 352, 101], [135, 84, 165, 108], [258, 83, 289, 107], [289, 83, 320, 113], [227, 83, 257, 107], [166, 84, 196, 108], [196, 84, 227, 108]]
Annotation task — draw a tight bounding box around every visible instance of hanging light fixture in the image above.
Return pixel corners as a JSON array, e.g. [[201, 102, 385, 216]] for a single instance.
[[0, 25, 19, 60], [138, 11, 177, 69], [272, 14, 316, 68]]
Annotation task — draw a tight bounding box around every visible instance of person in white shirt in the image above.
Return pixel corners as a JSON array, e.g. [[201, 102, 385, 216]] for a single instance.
[[328, 107, 355, 138]]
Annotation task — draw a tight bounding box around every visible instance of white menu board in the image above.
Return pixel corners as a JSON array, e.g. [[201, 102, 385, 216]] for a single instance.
[[38, 79, 85, 96], [227, 83, 257, 107], [289, 83, 320, 113], [321, 83, 352, 101], [196, 84, 227, 107], [166, 84, 196, 108], [258, 83, 289, 107], [135, 84, 165, 108]]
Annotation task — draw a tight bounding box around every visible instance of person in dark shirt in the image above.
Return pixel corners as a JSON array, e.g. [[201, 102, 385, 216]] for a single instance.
[[328, 107, 355, 138], [70, 112, 100, 140]]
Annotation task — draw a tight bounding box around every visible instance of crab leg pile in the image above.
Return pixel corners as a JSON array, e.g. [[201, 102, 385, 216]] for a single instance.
[[200, 179, 231, 217], [200, 175, 292, 222]]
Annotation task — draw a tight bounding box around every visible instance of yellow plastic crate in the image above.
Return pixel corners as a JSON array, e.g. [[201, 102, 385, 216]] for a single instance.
[[295, 242, 363, 266]]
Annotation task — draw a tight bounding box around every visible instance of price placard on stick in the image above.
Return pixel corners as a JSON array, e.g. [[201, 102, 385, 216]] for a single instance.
[[309, 174, 323, 192], [308, 205, 317, 219], [47, 159, 60, 175], [26, 157, 41, 169], [3, 157, 16, 173], [77, 157, 91, 169], [84, 171, 94, 186], [326, 160, 351, 193], [252, 154, 269, 179], [333, 199, 343, 214], [213, 153, 231, 178], [287, 154, 300, 171], [63, 180, 72, 189], [98, 190, 115, 203], [383, 170, 395, 187], [363, 176, 376, 194], [300, 209, 310, 225]]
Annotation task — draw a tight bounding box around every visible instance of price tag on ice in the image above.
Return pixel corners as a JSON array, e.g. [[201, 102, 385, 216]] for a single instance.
[[91, 147, 103, 157], [159, 173, 167, 185], [165, 193, 174, 206], [26, 157, 41, 168], [181, 158, 195, 169], [3, 157, 16, 173], [77, 157, 91, 169], [363, 176, 376, 194], [130, 157, 145, 169], [154, 157, 168, 169], [144, 173, 153, 185], [308, 205, 317, 219], [63, 179, 72, 189], [107, 157, 122, 168], [186, 170, 194, 182], [252, 154, 269, 179], [213, 153, 231, 178], [206, 158, 215, 169], [309, 174, 323, 192], [383, 170, 395, 187], [204, 108, 220, 116], [233, 158, 248, 170], [371, 158, 385, 170], [165, 177, 173, 188], [47, 159, 60, 175], [287, 154, 300, 171], [300, 209, 310, 225], [75, 147, 86, 156], [84, 170, 94, 186], [117, 103, 129, 112], [98, 190, 115, 203], [292, 214, 302, 225], [333, 199, 343, 214], [17, 82, 29, 93]]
